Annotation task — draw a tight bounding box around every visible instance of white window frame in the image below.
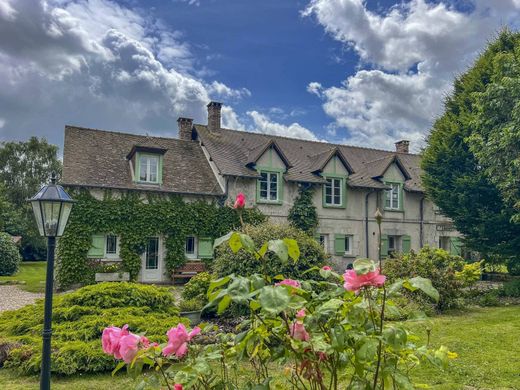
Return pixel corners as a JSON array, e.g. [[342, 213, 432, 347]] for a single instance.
[[104, 234, 119, 259], [139, 154, 159, 183], [324, 177, 343, 206], [259, 171, 280, 202], [384, 183, 401, 210], [319, 234, 328, 252], [388, 235, 401, 255], [344, 235, 353, 256], [185, 236, 198, 259]]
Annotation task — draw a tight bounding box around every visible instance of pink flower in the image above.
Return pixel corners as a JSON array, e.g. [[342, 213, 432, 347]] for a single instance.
[[163, 324, 201, 358], [102, 325, 129, 358], [322, 266, 332, 271], [342, 268, 386, 292], [233, 193, 246, 209], [174, 385, 183, 390], [275, 279, 301, 288], [296, 309, 306, 319], [119, 333, 141, 363], [290, 322, 310, 341]]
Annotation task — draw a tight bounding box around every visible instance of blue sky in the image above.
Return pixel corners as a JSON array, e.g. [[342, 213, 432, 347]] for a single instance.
[[0, 0, 519, 152]]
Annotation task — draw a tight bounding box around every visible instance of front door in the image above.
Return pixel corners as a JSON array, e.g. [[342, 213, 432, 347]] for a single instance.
[[142, 237, 161, 282]]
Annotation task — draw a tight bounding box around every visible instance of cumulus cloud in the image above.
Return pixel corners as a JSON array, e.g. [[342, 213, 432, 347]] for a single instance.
[[0, 0, 247, 144], [247, 110, 318, 141], [207, 81, 251, 100], [303, 0, 520, 150]]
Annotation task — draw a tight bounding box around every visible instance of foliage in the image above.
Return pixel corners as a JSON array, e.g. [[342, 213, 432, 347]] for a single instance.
[[106, 231, 450, 389], [384, 247, 466, 312], [498, 279, 520, 298], [506, 259, 520, 276], [56, 190, 265, 289], [421, 30, 520, 266], [182, 272, 212, 302], [179, 298, 204, 312], [288, 185, 318, 234], [0, 282, 183, 375], [0, 232, 22, 276], [455, 261, 483, 287], [213, 222, 325, 280], [0, 261, 46, 293]]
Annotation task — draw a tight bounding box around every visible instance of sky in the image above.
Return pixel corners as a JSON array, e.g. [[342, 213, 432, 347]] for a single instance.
[[1, 0, 520, 153]]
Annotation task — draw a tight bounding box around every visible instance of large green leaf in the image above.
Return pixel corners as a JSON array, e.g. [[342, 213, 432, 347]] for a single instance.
[[229, 232, 243, 253], [213, 232, 233, 249], [404, 277, 440, 302], [353, 258, 376, 275], [268, 239, 288, 263], [258, 286, 290, 315], [239, 233, 255, 252], [283, 238, 300, 262]]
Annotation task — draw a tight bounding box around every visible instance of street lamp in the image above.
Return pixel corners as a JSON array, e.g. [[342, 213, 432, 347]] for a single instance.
[[28, 173, 74, 390]]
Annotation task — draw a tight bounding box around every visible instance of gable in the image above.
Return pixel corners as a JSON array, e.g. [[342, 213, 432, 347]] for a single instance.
[[383, 163, 405, 182], [322, 155, 349, 176], [256, 146, 287, 169]]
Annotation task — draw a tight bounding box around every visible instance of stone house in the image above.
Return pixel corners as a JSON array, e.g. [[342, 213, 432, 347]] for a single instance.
[[62, 101, 462, 282]]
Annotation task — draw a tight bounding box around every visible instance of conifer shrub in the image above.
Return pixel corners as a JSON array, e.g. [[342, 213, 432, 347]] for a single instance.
[[0, 282, 184, 375], [0, 232, 21, 276]]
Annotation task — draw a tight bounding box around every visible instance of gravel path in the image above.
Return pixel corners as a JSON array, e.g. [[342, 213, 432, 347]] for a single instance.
[[0, 286, 44, 312]]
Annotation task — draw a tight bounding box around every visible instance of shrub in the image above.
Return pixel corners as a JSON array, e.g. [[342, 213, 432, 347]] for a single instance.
[[212, 222, 326, 279], [384, 246, 465, 312], [179, 298, 203, 312], [181, 272, 212, 302], [0, 232, 21, 276], [498, 279, 520, 298], [506, 259, 520, 276], [477, 290, 501, 307], [0, 282, 183, 375]]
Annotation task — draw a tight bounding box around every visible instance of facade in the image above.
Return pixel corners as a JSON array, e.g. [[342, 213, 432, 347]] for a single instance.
[[62, 101, 462, 282]]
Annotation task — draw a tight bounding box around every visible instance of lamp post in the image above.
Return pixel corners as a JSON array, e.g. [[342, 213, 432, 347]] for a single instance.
[[28, 173, 74, 390]]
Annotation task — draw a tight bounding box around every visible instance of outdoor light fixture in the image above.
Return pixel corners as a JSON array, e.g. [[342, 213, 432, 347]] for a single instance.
[[28, 173, 74, 390]]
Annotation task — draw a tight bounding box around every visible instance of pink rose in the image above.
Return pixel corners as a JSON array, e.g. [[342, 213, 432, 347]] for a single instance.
[[102, 325, 129, 358], [290, 322, 310, 341], [163, 324, 201, 358], [342, 268, 386, 292], [322, 266, 332, 271], [296, 309, 306, 319], [233, 193, 246, 209], [174, 385, 183, 390], [275, 279, 301, 288], [119, 333, 141, 363]]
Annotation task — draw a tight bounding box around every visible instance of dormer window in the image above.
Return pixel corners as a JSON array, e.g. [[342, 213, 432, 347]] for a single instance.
[[139, 154, 159, 183]]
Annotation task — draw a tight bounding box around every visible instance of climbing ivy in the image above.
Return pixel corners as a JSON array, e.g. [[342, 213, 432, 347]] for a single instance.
[[56, 189, 265, 289], [288, 185, 318, 235]]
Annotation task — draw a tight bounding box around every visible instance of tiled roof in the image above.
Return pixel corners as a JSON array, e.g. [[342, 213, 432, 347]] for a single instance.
[[62, 126, 224, 195], [195, 125, 424, 192]]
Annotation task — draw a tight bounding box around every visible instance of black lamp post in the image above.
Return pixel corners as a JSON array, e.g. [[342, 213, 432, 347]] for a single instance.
[[28, 173, 74, 390]]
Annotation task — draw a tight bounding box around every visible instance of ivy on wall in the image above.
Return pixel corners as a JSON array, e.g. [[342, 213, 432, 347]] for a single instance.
[[288, 185, 318, 235], [56, 189, 265, 289]]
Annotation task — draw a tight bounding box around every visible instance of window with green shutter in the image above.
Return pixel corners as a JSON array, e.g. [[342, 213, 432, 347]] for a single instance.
[[198, 237, 213, 259], [449, 237, 462, 256], [334, 234, 345, 255], [402, 235, 411, 253], [87, 234, 105, 258]]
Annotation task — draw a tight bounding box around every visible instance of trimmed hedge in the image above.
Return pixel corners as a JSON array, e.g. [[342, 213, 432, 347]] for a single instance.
[[0, 232, 21, 276], [0, 282, 184, 375]]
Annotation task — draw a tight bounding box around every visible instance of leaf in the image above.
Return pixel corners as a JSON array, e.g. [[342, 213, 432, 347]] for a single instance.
[[353, 258, 376, 275], [207, 275, 231, 297], [283, 238, 300, 262], [111, 361, 126, 376], [239, 233, 256, 252], [387, 280, 404, 297], [405, 277, 440, 302], [217, 294, 232, 314], [258, 242, 268, 258], [258, 286, 290, 315], [268, 239, 288, 263], [229, 232, 243, 253], [213, 232, 233, 249]]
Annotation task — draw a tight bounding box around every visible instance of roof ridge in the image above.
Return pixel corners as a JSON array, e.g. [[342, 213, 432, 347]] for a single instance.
[[194, 124, 420, 156]]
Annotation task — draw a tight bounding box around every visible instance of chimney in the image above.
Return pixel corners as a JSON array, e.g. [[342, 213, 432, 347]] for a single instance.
[[177, 117, 194, 141], [207, 101, 222, 133], [395, 140, 410, 153]]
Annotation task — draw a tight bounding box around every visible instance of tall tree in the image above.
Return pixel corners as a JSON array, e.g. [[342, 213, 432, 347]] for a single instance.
[[422, 30, 520, 264]]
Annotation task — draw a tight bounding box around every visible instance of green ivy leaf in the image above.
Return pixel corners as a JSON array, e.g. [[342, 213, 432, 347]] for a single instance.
[[268, 239, 288, 263], [283, 238, 300, 262], [258, 286, 290, 315]]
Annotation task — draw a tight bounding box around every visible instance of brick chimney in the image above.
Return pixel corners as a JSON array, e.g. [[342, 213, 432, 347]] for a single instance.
[[207, 101, 222, 133], [395, 140, 410, 153], [177, 117, 194, 141]]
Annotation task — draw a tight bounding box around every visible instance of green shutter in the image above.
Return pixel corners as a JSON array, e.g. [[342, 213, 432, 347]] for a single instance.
[[87, 234, 105, 258], [158, 156, 163, 185], [402, 235, 411, 253], [449, 237, 462, 256], [198, 237, 213, 259], [334, 234, 345, 255], [380, 235, 389, 259]]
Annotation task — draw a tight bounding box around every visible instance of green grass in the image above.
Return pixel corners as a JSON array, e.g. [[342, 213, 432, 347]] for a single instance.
[[0, 261, 46, 293], [0, 306, 518, 389]]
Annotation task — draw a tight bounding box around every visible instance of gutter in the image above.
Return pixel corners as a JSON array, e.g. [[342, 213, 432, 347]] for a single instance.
[[61, 183, 224, 197], [419, 196, 425, 247], [365, 189, 376, 258]]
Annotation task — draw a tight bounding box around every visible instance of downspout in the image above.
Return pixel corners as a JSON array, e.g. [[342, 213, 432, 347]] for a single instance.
[[365, 189, 375, 258], [419, 196, 425, 248]]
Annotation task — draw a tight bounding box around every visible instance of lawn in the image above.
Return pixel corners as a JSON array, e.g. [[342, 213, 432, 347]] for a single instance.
[[0, 261, 46, 293], [0, 307, 518, 389]]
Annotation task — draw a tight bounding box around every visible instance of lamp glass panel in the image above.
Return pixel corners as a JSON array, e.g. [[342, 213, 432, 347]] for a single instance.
[[42, 201, 62, 237], [30, 200, 45, 236], [57, 202, 72, 236]]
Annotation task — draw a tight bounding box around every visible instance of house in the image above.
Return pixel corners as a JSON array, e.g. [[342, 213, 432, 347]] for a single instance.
[[62, 101, 462, 283]]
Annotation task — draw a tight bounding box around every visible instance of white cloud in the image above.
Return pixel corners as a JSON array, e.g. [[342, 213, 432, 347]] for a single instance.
[[0, 0, 246, 143], [0, 0, 16, 21], [0, 117, 5, 128], [207, 81, 251, 100], [247, 111, 318, 141], [304, 0, 520, 150]]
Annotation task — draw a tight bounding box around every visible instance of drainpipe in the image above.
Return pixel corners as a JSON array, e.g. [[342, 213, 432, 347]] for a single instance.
[[365, 189, 375, 258], [419, 196, 425, 248]]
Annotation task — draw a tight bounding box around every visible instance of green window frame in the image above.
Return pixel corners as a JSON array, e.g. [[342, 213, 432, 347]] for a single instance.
[[322, 175, 346, 208], [256, 168, 284, 204], [135, 152, 163, 184], [384, 181, 403, 211]]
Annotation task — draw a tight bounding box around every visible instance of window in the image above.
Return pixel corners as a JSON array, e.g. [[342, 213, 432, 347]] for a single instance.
[[384, 183, 401, 210], [439, 236, 450, 251], [324, 177, 343, 206], [145, 237, 159, 270], [139, 155, 159, 183], [344, 235, 352, 255], [318, 234, 328, 251], [388, 235, 400, 256], [259, 171, 279, 202], [185, 236, 197, 259], [105, 235, 118, 257], [334, 234, 353, 256]]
